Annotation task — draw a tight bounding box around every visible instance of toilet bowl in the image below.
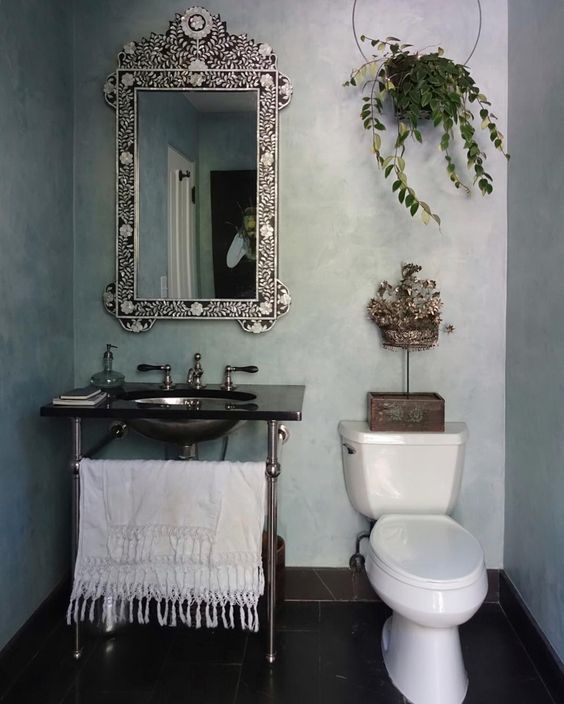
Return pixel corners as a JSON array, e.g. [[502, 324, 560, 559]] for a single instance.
[[366, 514, 487, 704], [338, 421, 487, 704]]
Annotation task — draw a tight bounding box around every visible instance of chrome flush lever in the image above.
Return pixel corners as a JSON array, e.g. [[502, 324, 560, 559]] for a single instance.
[[342, 443, 356, 455]]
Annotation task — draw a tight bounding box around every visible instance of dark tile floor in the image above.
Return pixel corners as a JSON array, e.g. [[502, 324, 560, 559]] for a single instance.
[[0, 601, 555, 704]]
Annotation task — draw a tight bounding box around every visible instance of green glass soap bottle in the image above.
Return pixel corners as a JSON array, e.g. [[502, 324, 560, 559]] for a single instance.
[[91, 344, 125, 389]]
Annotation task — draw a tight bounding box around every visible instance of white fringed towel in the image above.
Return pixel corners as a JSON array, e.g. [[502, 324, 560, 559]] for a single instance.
[[68, 459, 266, 631]]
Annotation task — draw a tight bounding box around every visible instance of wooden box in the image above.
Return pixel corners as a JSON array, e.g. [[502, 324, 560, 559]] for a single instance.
[[368, 392, 445, 432]]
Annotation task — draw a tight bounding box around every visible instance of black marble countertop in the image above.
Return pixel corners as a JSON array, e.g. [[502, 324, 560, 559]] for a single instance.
[[40, 383, 305, 422]]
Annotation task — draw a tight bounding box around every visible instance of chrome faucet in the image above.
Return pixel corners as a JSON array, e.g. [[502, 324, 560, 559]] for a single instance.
[[186, 353, 206, 389], [221, 364, 259, 391], [137, 363, 175, 390]]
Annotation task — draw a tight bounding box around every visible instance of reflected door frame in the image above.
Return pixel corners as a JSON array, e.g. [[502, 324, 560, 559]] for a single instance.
[[167, 146, 198, 299]]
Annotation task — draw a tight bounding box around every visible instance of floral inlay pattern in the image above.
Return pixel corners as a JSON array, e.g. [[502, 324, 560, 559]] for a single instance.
[[103, 7, 292, 334]]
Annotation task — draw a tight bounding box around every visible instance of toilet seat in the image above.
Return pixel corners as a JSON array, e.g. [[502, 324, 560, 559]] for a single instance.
[[369, 514, 485, 590]]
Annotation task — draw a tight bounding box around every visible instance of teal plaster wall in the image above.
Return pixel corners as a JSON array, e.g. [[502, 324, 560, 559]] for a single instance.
[[73, 0, 508, 567], [0, 0, 74, 649], [505, 1, 564, 662]]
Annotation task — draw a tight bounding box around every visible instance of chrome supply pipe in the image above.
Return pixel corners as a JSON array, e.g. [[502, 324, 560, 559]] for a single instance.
[[265, 423, 289, 664], [83, 421, 127, 460]]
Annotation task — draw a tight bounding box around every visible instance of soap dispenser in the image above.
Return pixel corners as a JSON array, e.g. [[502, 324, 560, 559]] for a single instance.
[[91, 344, 125, 389]]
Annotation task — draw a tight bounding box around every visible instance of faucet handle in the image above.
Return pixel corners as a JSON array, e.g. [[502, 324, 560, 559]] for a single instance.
[[137, 363, 175, 390], [186, 352, 206, 389], [221, 364, 258, 391]]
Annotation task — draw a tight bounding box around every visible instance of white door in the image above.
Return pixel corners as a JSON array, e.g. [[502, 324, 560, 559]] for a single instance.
[[168, 147, 198, 299]]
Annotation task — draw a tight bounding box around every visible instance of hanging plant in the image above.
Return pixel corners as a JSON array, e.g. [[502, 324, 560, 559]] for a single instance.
[[345, 36, 509, 225]]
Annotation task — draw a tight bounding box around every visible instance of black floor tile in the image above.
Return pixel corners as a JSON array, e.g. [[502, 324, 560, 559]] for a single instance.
[[72, 626, 171, 694], [320, 602, 390, 664], [0, 582, 68, 699], [3, 600, 560, 704], [61, 689, 155, 704], [462, 604, 547, 685], [319, 664, 405, 704], [169, 626, 247, 664], [274, 601, 320, 631], [464, 674, 555, 704], [151, 663, 241, 704], [0, 622, 95, 704], [236, 630, 319, 703]]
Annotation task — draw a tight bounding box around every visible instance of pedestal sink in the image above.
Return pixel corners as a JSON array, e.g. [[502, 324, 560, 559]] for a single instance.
[[117, 388, 257, 447]]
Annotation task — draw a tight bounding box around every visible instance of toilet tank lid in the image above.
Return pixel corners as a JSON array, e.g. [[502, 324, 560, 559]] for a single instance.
[[338, 421, 467, 445]]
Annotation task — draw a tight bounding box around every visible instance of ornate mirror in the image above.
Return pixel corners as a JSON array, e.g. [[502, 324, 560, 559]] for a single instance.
[[102, 7, 292, 333]]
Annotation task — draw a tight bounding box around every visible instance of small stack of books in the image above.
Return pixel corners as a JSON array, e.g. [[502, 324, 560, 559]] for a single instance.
[[52, 387, 108, 406]]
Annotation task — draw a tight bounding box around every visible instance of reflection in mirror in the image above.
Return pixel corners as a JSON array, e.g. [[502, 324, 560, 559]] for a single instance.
[[137, 90, 258, 300]]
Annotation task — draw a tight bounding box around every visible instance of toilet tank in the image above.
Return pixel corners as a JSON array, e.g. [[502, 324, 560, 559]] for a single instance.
[[338, 421, 467, 519]]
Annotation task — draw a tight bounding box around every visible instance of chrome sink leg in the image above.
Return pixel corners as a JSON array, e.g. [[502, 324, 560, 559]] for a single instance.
[[265, 420, 281, 664], [70, 417, 82, 660]]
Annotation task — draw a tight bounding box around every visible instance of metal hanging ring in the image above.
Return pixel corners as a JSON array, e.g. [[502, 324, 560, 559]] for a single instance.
[[351, 0, 482, 66]]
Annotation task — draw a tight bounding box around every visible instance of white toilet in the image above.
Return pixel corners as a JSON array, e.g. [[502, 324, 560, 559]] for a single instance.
[[339, 421, 487, 704]]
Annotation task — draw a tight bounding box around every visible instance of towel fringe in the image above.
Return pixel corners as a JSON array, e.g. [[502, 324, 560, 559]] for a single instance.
[[67, 562, 264, 632]]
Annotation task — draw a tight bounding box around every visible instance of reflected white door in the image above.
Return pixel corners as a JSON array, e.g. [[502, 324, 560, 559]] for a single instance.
[[168, 146, 197, 299]]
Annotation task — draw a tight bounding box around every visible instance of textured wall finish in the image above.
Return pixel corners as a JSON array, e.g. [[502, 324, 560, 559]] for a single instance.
[[0, 0, 74, 649], [506, 1, 564, 662], [73, 0, 507, 566]]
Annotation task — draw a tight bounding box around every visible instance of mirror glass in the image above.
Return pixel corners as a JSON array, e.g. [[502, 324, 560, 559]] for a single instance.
[[137, 90, 258, 301]]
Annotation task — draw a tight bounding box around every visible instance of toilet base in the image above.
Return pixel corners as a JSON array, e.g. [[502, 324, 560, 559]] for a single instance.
[[382, 614, 468, 704]]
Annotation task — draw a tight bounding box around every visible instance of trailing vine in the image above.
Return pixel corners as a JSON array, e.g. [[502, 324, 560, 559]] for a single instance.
[[345, 36, 509, 225]]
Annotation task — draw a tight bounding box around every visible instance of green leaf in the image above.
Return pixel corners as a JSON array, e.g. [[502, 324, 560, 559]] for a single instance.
[[405, 193, 414, 207], [413, 129, 423, 143], [410, 201, 419, 216], [398, 188, 406, 204], [422, 209, 431, 225], [397, 156, 405, 171], [384, 164, 394, 178], [373, 134, 382, 152], [392, 180, 401, 192]]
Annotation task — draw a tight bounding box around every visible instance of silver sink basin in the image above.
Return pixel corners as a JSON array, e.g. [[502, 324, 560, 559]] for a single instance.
[[119, 388, 257, 447]]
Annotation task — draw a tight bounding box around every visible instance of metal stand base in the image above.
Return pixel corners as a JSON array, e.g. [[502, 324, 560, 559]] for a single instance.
[[265, 420, 281, 663], [71, 418, 82, 660], [68, 416, 288, 665]]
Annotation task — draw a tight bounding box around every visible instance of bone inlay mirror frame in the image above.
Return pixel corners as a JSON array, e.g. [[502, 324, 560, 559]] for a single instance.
[[102, 7, 293, 333]]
